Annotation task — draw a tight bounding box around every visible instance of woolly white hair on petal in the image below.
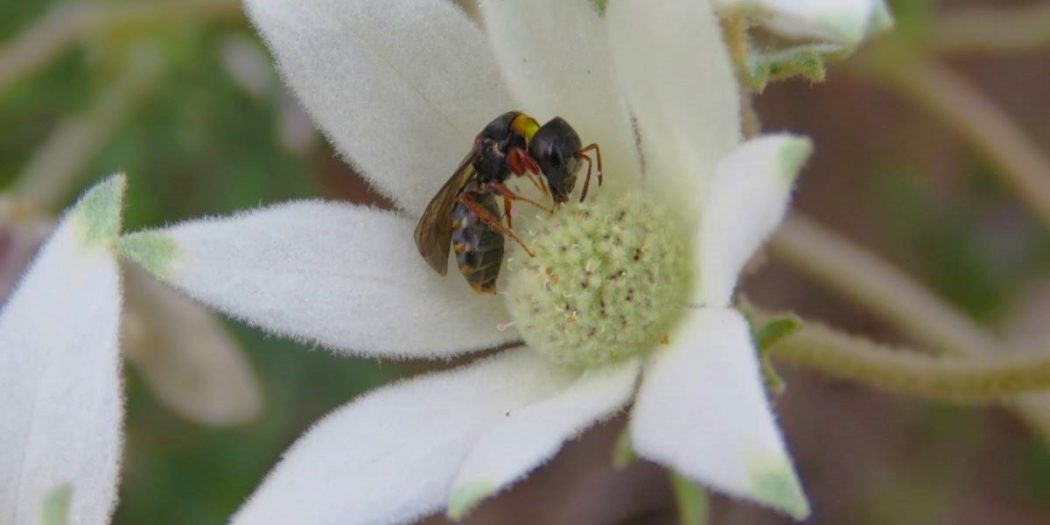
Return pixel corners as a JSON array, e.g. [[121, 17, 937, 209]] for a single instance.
[[605, 0, 742, 229], [712, 0, 893, 46], [476, 0, 641, 193], [695, 134, 812, 308], [123, 266, 262, 426], [631, 308, 809, 519], [0, 175, 125, 524], [119, 202, 519, 359], [232, 348, 575, 525], [447, 357, 641, 519], [245, 0, 512, 213]]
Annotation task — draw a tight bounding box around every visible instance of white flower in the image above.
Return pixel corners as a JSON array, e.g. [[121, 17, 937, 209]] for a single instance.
[[0, 176, 125, 524], [713, 0, 894, 46], [120, 0, 814, 522]]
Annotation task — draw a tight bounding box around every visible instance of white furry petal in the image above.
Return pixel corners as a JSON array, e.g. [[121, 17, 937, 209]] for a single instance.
[[246, 0, 512, 213], [695, 134, 812, 307], [477, 0, 641, 193], [606, 0, 741, 228], [233, 348, 575, 525], [0, 176, 125, 524], [119, 202, 517, 359], [631, 308, 808, 519], [447, 357, 641, 519], [714, 0, 893, 46]]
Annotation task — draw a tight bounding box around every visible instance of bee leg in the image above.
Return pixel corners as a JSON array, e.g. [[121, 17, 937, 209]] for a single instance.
[[578, 153, 595, 203], [507, 147, 542, 175], [461, 193, 536, 258], [575, 142, 609, 201], [524, 168, 549, 197], [508, 148, 548, 196], [490, 182, 554, 215], [503, 193, 513, 229]]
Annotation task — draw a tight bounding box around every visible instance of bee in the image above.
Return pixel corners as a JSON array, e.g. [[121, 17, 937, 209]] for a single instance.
[[414, 111, 603, 293]]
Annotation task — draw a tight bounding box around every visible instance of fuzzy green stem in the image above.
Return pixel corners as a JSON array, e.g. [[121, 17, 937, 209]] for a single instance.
[[720, 15, 761, 138], [755, 311, 1050, 403], [0, 0, 241, 93], [867, 57, 1050, 232], [12, 47, 163, 212], [769, 215, 1050, 437], [934, 3, 1050, 54]]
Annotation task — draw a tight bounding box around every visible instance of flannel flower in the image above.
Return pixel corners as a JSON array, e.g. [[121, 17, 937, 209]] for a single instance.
[[120, 0, 816, 523]]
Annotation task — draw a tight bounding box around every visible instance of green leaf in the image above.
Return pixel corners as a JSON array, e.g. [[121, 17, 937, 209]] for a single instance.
[[755, 315, 802, 351], [745, 44, 848, 92], [743, 309, 803, 395]]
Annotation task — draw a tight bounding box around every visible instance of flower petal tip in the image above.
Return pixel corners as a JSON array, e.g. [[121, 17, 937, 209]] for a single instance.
[[41, 484, 73, 525], [118, 231, 180, 280], [871, 2, 895, 34], [447, 480, 497, 521], [779, 136, 813, 184], [73, 173, 126, 248], [748, 457, 810, 520]]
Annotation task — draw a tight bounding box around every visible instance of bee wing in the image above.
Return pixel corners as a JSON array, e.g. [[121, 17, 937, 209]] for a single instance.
[[414, 147, 479, 275]]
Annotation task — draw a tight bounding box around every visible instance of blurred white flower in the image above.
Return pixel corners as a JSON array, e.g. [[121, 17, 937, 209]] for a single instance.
[[713, 0, 894, 46], [121, 0, 814, 522], [0, 176, 125, 525], [123, 264, 263, 426]]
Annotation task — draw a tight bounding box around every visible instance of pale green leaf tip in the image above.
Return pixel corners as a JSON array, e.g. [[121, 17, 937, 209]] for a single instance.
[[749, 458, 810, 520], [447, 480, 497, 521], [41, 484, 73, 525], [73, 173, 126, 248], [118, 231, 180, 280], [779, 137, 814, 184]]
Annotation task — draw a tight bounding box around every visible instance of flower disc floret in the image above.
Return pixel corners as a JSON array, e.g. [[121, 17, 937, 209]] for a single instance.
[[505, 192, 691, 368]]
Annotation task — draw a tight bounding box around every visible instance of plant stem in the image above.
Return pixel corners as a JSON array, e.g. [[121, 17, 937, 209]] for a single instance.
[[770, 214, 999, 357], [769, 214, 1050, 436], [720, 15, 761, 138], [756, 311, 1050, 403], [0, 0, 241, 93], [934, 3, 1050, 54], [670, 472, 709, 525], [13, 47, 164, 212], [870, 57, 1050, 231]]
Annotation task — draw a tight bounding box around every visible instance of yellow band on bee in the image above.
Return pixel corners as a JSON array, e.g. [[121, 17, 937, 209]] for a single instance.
[[512, 113, 540, 142]]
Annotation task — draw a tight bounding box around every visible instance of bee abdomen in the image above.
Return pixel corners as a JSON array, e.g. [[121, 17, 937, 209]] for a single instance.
[[451, 195, 505, 293]]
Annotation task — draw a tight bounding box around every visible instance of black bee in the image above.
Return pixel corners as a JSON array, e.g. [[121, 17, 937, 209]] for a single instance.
[[414, 111, 602, 293]]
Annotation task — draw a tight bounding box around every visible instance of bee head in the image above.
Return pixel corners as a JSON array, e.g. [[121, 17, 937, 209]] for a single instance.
[[528, 117, 582, 204]]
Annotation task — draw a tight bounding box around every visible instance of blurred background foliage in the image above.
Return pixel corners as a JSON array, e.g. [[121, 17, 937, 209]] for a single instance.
[[2, 0, 1050, 523]]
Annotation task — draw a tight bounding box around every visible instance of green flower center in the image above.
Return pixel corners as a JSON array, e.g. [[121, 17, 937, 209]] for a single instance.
[[504, 192, 691, 368]]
